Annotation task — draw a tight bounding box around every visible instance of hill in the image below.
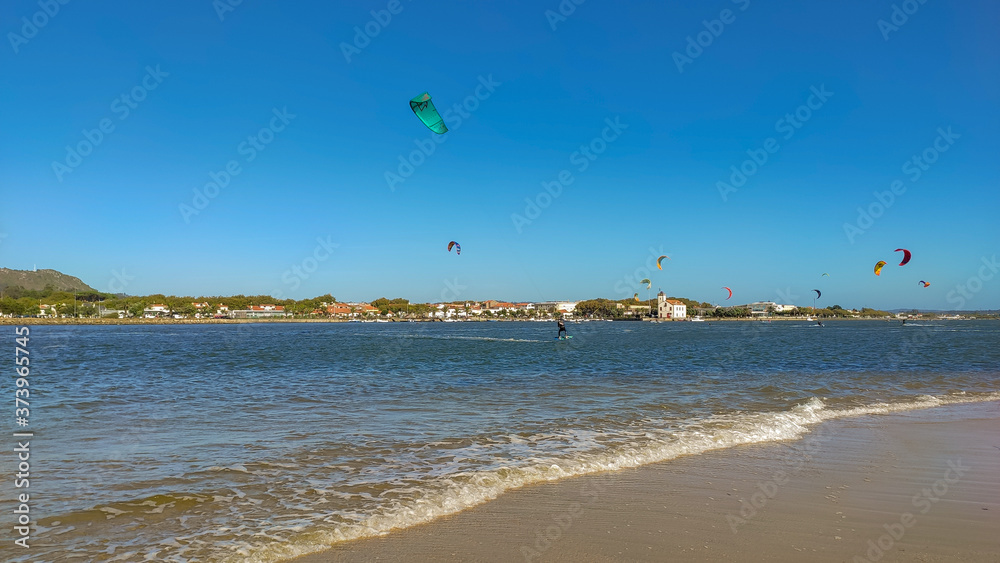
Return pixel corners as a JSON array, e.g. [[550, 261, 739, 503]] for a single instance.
[[0, 268, 96, 293]]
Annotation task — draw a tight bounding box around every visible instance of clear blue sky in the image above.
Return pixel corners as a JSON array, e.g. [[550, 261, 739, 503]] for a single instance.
[[2, 0, 997, 309]]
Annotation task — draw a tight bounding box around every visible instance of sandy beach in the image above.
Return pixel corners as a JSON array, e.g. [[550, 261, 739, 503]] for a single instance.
[[293, 401, 999, 562]]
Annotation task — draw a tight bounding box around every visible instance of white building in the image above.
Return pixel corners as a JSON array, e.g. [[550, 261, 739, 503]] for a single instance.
[[747, 301, 778, 317], [657, 292, 686, 320], [230, 305, 289, 318], [143, 304, 170, 318], [431, 303, 467, 318], [555, 301, 576, 313]]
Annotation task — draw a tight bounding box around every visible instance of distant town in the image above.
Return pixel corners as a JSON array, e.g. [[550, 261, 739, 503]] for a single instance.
[[2, 290, 987, 322], [0, 269, 993, 322]]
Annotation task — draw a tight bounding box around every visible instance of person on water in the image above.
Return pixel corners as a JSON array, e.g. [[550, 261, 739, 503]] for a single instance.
[[557, 319, 567, 339]]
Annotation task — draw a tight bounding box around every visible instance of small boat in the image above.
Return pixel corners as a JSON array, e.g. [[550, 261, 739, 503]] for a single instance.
[[690, 316, 705, 322]]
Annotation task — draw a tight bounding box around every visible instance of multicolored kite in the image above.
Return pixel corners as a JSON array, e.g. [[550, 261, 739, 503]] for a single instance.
[[874, 260, 887, 276], [656, 255, 670, 270], [447, 241, 461, 255]]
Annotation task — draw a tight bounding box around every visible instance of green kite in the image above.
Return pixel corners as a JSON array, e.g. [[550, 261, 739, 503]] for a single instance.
[[410, 92, 448, 134]]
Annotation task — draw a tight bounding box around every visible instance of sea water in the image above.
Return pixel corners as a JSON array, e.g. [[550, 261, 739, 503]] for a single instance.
[[2, 320, 997, 561]]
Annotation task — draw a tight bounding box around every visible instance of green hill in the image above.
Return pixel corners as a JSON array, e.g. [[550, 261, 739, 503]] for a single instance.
[[0, 268, 95, 293]]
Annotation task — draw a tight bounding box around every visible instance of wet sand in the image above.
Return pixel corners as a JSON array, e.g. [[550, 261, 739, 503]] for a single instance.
[[293, 401, 999, 562]]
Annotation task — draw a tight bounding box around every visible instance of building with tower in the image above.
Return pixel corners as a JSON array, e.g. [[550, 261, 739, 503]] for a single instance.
[[657, 291, 687, 320]]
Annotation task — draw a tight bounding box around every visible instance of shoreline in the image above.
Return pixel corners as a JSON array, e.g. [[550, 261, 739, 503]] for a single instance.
[[0, 317, 984, 326], [289, 400, 1000, 562], [0, 317, 353, 325]]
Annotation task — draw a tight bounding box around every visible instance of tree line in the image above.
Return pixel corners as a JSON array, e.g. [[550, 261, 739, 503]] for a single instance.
[[0, 284, 342, 318], [0, 284, 899, 320]]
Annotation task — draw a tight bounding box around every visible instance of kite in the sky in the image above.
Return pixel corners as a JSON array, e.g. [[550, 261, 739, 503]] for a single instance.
[[874, 260, 887, 276], [813, 289, 822, 299], [895, 248, 912, 266], [918, 280, 930, 288], [634, 293, 640, 302], [640, 278, 651, 289], [722, 287, 732, 300], [447, 241, 461, 255], [656, 255, 670, 270], [822, 273, 830, 277], [410, 93, 448, 134]]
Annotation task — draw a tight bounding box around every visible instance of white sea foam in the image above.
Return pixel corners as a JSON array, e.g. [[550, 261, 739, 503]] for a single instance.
[[238, 392, 1000, 562]]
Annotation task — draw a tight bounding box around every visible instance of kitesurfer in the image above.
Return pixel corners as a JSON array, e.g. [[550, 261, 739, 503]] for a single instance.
[[557, 319, 567, 339]]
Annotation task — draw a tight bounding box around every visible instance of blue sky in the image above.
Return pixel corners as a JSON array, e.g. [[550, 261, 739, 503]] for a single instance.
[[2, 0, 997, 309]]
